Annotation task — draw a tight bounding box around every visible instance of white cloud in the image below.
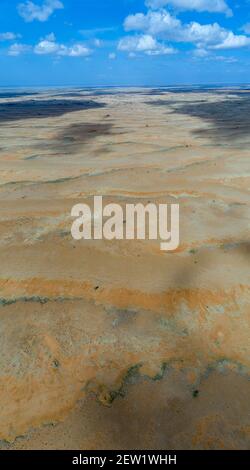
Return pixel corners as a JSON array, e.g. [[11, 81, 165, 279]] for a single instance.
[[8, 43, 31, 56], [124, 9, 250, 50], [193, 47, 209, 57], [34, 35, 91, 56], [119, 34, 158, 51], [124, 11, 180, 37], [109, 52, 116, 59], [118, 33, 175, 55], [145, 0, 232, 16], [0, 32, 21, 41], [185, 22, 250, 49], [34, 39, 59, 54], [60, 44, 91, 57], [18, 0, 63, 22], [182, 21, 231, 47], [7, 33, 92, 58], [210, 32, 250, 49]]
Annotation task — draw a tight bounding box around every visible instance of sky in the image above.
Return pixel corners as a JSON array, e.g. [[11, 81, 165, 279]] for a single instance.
[[0, 0, 250, 86]]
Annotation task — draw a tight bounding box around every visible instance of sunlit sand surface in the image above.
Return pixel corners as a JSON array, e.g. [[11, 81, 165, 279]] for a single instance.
[[0, 87, 249, 449]]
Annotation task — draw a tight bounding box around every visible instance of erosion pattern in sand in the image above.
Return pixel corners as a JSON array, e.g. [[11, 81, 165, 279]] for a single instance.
[[0, 88, 249, 450]]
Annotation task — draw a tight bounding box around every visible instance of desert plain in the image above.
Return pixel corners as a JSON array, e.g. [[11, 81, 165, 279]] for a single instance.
[[0, 87, 249, 449]]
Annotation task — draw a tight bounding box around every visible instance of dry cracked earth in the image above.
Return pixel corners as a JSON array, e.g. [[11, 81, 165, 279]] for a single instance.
[[0, 87, 249, 450]]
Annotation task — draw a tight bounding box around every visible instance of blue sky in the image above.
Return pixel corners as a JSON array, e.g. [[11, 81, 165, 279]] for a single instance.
[[0, 0, 250, 86]]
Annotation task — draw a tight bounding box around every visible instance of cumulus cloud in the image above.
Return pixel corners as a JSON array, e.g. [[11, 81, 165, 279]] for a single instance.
[[7, 33, 92, 58], [108, 52, 116, 59], [145, 0, 232, 16], [119, 34, 158, 51], [118, 33, 175, 55], [0, 32, 21, 41], [210, 32, 250, 49], [61, 44, 91, 57], [18, 0, 63, 22], [124, 9, 250, 50], [34, 35, 91, 56], [8, 43, 31, 56], [124, 10, 180, 37], [34, 39, 59, 54]]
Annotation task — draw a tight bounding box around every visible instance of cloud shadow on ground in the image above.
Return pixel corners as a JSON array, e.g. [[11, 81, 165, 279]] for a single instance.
[[0, 99, 106, 123], [146, 91, 250, 143]]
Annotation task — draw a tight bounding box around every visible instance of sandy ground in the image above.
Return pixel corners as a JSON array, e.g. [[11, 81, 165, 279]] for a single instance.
[[0, 87, 249, 450]]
